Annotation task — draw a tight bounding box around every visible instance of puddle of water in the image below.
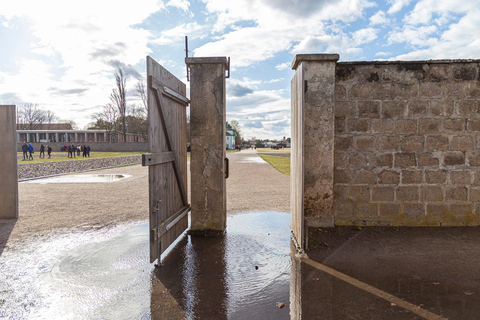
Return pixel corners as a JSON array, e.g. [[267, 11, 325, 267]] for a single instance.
[[0, 212, 291, 319], [237, 157, 267, 164], [23, 174, 131, 184]]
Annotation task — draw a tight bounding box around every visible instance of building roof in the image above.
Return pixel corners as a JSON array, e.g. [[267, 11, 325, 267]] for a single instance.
[[17, 123, 73, 130]]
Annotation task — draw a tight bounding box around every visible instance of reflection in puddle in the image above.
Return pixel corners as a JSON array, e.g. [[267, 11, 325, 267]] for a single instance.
[[151, 211, 291, 320], [23, 174, 131, 184], [0, 212, 291, 319], [237, 157, 268, 164]]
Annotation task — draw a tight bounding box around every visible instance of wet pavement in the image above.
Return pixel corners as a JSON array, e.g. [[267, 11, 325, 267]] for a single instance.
[[1, 209, 473, 319], [0, 211, 292, 319]]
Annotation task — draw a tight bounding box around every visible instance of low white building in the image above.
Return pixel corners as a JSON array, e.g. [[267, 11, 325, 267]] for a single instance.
[[226, 128, 236, 149]]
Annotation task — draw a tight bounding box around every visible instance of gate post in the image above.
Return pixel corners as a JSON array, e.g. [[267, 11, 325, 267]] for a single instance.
[[186, 57, 229, 234], [0, 105, 18, 219], [291, 54, 338, 235]]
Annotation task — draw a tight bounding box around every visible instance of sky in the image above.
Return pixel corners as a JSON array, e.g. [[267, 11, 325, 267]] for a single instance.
[[1, 0, 479, 140]]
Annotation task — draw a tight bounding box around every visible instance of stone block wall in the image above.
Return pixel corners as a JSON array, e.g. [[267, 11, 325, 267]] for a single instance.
[[333, 60, 480, 226]]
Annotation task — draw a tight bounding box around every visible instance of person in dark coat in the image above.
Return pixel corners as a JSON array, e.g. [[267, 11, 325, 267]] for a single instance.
[[86, 145, 91, 157], [71, 145, 76, 158], [39, 144, 45, 158], [28, 143, 34, 160], [22, 142, 28, 160], [47, 145, 52, 158], [82, 145, 87, 157]]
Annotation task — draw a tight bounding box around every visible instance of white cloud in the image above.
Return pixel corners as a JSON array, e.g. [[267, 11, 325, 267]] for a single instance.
[[387, 0, 412, 14], [152, 22, 204, 45], [375, 51, 391, 57], [196, 0, 376, 65], [275, 62, 290, 71], [352, 28, 378, 45], [369, 10, 389, 25], [167, 0, 190, 12], [0, 0, 164, 127]]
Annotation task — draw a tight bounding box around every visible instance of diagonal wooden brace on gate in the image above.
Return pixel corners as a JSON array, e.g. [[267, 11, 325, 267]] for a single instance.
[[144, 75, 188, 207]]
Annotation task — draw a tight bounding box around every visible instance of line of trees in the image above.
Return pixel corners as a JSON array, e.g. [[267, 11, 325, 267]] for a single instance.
[[16, 103, 74, 130], [89, 68, 147, 142]]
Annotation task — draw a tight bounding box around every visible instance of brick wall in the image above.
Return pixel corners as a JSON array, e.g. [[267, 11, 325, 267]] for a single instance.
[[333, 60, 480, 226]]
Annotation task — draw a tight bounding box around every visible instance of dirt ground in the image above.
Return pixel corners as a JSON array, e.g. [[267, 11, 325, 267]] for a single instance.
[[0, 149, 290, 251]]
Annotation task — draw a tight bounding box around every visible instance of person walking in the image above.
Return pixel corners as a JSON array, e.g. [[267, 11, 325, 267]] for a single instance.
[[39, 144, 45, 158], [47, 145, 52, 158], [28, 143, 34, 160], [86, 145, 91, 157], [71, 145, 76, 158], [82, 145, 87, 157], [22, 142, 28, 161], [77, 144, 81, 156]]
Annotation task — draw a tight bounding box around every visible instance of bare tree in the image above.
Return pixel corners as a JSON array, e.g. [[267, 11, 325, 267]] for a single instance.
[[45, 110, 58, 129], [19, 103, 46, 130], [110, 68, 127, 142], [135, 80, 147, 115], [92, 103, 118, 142], [229, 120, 243, 146]]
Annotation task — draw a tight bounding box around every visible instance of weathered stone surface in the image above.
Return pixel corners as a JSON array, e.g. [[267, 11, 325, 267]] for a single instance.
[[0, 105, 18, 219], [187, 58, 227, 232], [331, 59, 480, 227]]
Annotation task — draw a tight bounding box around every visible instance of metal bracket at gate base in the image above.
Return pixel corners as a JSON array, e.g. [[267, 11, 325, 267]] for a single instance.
[[157, 204, 191, 237]]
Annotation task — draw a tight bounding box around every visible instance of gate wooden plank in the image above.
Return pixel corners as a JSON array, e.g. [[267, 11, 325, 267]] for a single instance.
[[152, 87, 188, 207], [291, 62, 305, 250], [147, 56, 188, 263]]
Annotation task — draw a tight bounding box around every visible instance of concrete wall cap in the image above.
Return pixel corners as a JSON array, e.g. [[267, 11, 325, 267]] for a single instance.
[[292, 54, 340, 70], [185, 57, 229, 67], [338, 59, 480, 66]]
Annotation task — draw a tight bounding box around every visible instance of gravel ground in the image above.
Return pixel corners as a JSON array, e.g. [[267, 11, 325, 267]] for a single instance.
[[1, 149, 290, 249], [17, 155, 141, 179]]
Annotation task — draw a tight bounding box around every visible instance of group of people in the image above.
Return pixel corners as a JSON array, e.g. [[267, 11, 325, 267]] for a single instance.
[[21, 143, 91, 160], [21, 142, 52, 160], [65, 144, 91, 158]]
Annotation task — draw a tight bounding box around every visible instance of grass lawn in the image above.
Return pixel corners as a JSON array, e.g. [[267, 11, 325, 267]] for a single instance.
[[259, 154, 290, 175], [256, 148, 291, 153], [18, 151, 144, 164]]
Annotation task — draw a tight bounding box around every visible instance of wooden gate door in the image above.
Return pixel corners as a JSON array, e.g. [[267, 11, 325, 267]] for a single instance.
[[143, 56, 189, 264], [291, 63, 305, 250]]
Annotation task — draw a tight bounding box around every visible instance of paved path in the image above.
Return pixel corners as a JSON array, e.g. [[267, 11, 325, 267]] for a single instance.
[[226, 148, 290, 213]]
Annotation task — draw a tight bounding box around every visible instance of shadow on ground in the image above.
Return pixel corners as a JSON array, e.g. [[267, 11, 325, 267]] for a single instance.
[[0, 220, 16, 256], [305, 226, 480, 319]]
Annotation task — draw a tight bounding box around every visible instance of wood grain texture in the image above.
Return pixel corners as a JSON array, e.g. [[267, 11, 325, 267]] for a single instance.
[[291, 64, 305, 249], [147, 56, 188, 263]]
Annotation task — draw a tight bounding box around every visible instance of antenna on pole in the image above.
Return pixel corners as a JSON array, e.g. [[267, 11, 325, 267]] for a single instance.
[[185, 36, 189, 81]]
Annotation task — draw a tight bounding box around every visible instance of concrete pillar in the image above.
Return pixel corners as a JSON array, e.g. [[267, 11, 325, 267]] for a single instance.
[[94, 132, 97, 142], [16, 133, 20, 143], [26, 132, 30, 142], [55, 132, 58, 142], [292, 54, 338, 228], [186, 57, 228, 233], [0, 105, 18, 219], [104, 132, 106, 142], [75, 132, 78, 142], [85, 132, 88, 142], [36, 133, 39, 142]]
